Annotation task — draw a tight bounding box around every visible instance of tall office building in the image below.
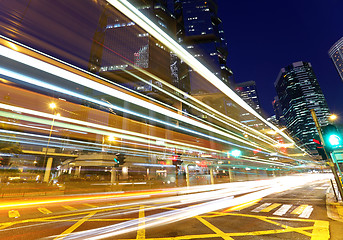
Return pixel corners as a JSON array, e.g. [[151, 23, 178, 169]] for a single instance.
[[272, 96, 285, 127], [235, 81, 261, 114], [89, 0, 182, 101], [235, 81, 263, 129], [274, 61, 330, 153], [174, 0, 233, 93], [328, 37, 343, 82]]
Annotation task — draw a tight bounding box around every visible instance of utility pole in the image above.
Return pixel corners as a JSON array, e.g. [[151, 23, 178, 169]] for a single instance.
[[311, 109, 343, 199]]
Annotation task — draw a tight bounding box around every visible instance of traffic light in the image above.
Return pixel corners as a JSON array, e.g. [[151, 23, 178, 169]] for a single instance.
[[322, 124, 343, 151], [313, 138, 327, 160], [114, 153, 126, 167], [230, 149, 241, 158], [172, 154, 183, 166]]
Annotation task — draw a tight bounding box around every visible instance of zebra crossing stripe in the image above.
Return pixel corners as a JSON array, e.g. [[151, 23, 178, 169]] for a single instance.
[[38, 208, 52, 214], [291, 205, 308, 215], [299, 206, 313, 218], [252, 203, 271, 212], [260, 203, 281, 212], [273, 204, 292, 216]]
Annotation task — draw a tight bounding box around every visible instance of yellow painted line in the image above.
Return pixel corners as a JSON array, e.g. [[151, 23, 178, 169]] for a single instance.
[[225, 212, 319, 222], [0, 223, 14, 230], [227, 226, 313, 236], [0, 204, 140, 229], [8, 210, 20, 218], [38, 207, 52, 214], [336, 205, 343, 218], [256, 216, 312, 237], [291, 205, 308, 215], [311, 220, 330, 240], [196, 216, 234, 240], [138, 233, 220, 239], [31, 218, 136, 222], [215, 211, 315, 238], [53, 211, 96, 240], [136, 206, 145, 239], [260, 203, 281, 212], [62, 205, 77, 211], [223, 198, 261, 212], [83, 203, 98, 208]]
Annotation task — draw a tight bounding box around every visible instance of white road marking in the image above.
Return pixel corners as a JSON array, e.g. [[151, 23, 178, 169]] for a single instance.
[[273, 204, 292, 216], [252, 203, 272, 213], [299, 206, 313, 218]]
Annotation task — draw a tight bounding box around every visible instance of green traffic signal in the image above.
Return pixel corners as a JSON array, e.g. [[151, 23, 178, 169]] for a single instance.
[[230, 149, 241, 158], [329, 134, 341, 146], [322, 124, 342, 151]]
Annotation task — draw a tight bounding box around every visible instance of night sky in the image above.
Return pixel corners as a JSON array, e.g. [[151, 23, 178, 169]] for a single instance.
[[217, 0, 343, 120]]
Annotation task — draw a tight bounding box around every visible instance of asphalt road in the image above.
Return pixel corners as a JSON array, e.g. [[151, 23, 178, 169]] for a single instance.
[[0, 174, 341, 240]]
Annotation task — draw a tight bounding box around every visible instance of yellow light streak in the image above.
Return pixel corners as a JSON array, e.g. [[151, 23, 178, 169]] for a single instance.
[[107, 0, 309, 157], [223, 198, 261, 212]]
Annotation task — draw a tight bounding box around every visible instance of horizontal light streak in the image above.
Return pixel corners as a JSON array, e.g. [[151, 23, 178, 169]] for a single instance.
[[0, 108, 226, 155], [61, 174, 329, 239], [132, 66, 279, 146], [108, 0, 307, 155], [0, 63, 270, 154], [0, 120, 59, 132]]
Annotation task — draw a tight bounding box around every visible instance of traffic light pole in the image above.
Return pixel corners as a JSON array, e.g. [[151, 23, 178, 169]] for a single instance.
[[311, 109, 343, 200]]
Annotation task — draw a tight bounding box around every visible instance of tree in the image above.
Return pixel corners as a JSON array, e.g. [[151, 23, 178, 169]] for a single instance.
[[0, 141, 22, 166]]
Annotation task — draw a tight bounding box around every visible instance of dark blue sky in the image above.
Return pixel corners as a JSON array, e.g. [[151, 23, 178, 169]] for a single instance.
[[218, 0, 343, 119]]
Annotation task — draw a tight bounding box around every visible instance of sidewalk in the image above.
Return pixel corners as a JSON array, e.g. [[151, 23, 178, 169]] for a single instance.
[[326, 183, 343, 222]]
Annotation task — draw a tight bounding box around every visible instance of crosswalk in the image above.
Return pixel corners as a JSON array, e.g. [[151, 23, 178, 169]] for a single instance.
[[1, 201, 315, 220], [232, 202, 314, 218]]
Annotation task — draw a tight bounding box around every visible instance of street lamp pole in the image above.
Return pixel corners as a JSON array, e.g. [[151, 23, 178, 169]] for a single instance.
[[310, 109, 343, 199], [43, 103, 59, 183]]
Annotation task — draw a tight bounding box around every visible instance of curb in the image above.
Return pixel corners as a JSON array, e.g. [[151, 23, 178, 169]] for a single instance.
[[326, 186, 343, 222]]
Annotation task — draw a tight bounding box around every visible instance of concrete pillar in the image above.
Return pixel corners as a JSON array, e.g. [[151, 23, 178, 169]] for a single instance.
[[43, 157, 53, 183], [75, 166, 81, 177], [210, 168, 214, 185], [185, 164, 190, 187], [111, 167, 116, 184], [229, 168, 233, 182]]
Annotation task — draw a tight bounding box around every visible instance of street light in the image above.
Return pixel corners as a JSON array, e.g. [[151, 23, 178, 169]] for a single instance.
[[43, 103, 60, 183], [329, 114, 338, 121], [230, 149, 242, 158]]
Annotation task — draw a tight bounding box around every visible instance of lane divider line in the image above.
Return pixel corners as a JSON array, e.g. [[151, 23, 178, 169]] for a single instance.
[[136, 206, 145, 239]]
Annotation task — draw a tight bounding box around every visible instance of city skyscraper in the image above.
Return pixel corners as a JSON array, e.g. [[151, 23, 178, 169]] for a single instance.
[[235, 81, 263, 129], [235, 81, 261, 114], [173, 0, 233, 93], [328, 37, 343, 82], [272, 96, 285, 127], [88, 0, 183, 101], [274, 61, 330, 154]]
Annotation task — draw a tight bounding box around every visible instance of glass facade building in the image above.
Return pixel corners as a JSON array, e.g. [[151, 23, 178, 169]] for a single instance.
[[235, 81, 263, 130], [328, 37, 343, 82], [275, 61, 330, 153], [174, 0, 233, 93]]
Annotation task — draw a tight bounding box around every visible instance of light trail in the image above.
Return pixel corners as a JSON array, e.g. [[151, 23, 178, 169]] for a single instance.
[[129, 65, 280, 146], [107, 0, 308, 156], [0, 64, 272, 154], [54, 174, 329, 240], [0, 36, 315, 165], [0, 107, 226, 154]]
